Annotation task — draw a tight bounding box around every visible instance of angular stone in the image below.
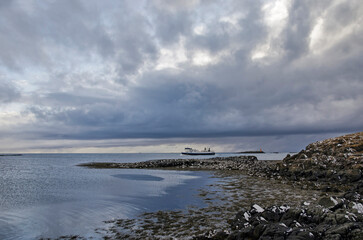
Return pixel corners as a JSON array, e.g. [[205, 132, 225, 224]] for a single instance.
[[286, 229, 315, 240], [325, 222, 358, 236], [318, 197, 338, 208]]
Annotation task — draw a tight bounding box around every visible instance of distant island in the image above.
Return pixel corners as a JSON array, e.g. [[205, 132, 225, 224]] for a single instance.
[[238, 150, 265, 154], [0, 154, 22, 156]]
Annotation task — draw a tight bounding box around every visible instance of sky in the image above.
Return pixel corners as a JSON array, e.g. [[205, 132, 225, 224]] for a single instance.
[[0, 0, 362, 153]]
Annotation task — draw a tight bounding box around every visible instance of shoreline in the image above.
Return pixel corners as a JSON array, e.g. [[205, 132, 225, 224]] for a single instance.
[[76, 132, 362, 239], [100, 170, 322, 239]]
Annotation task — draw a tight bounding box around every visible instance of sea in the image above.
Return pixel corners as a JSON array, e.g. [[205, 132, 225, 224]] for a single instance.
[[0, 152, 289, 239]]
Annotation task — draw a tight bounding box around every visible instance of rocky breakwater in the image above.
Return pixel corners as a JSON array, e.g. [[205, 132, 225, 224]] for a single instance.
[[79, 155, 272, 172], [204, 132, 363, 240]]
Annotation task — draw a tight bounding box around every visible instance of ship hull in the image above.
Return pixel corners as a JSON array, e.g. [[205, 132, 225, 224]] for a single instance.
[[181, 152, 215, 155]]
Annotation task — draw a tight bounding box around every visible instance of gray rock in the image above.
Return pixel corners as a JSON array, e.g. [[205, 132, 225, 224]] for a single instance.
[[287, 230, 315, 240], [318, 197, 338, 209], [325, 222, 358, 235], [259, 223, 288, 239]]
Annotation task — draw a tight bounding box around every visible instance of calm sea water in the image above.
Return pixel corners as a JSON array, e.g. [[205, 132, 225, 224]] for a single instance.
[[0, 152, 288, 239]]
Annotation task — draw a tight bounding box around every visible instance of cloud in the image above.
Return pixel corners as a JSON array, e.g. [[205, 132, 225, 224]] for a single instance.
[[0, 80, 20, 103], [0, 0, 362, 152]]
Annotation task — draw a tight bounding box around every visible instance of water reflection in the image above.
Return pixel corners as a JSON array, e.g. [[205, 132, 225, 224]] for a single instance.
[[0, 152, 287, 239], [0, 154, 213, 239], [112, 174, 164, 181]]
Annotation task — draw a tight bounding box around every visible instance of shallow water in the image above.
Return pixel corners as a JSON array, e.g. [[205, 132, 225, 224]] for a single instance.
[[0, 153, 288, 239]]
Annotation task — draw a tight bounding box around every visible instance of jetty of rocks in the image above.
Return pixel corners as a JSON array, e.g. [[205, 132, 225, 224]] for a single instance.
[[78, 155, 274, 172]]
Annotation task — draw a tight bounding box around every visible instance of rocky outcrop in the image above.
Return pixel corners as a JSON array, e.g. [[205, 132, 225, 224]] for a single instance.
[[274, 132, 363, 184], [201, 132, 363, 240]]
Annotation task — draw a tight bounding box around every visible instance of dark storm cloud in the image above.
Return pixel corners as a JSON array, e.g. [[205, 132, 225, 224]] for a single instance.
[[0, 0, 362, 151], [0, 0, 111, 69], [0, 0, 156, 73], [280, 1, 312, 61]]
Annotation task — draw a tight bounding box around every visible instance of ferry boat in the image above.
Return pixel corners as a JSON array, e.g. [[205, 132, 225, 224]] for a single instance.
[[181, 147, 215, 155]]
